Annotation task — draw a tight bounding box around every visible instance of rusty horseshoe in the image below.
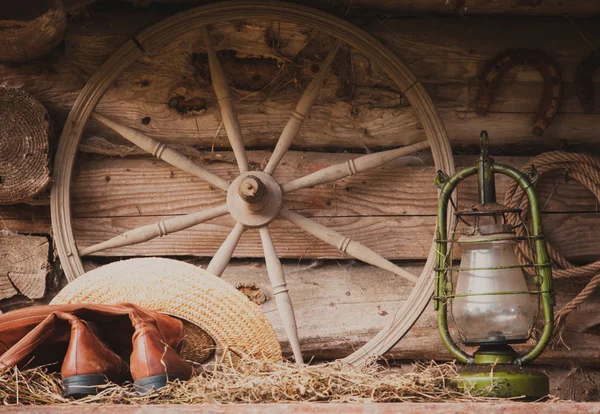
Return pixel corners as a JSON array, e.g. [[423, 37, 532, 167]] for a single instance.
[[575, 52, 600, 113], [475, 49, 562, 136]]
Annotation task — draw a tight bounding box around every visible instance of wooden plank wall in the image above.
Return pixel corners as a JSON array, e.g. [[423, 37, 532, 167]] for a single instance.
[[2, 12, 599, 257], [1, 3, 600, 387]]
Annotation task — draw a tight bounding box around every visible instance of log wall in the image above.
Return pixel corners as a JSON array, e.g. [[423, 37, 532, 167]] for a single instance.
[[5, 14, 600, 154], [1, 2, 600, 393]]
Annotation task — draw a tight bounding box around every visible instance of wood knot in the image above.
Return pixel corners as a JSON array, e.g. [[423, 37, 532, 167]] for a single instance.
[[235, 282, 267, 305], [167, 95, 207, 115], [570, 376, 600, 402]]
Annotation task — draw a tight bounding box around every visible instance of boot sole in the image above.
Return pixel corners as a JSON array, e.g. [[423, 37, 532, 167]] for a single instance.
[[134, 374, 187, 394], [62, 374, 107, 398]]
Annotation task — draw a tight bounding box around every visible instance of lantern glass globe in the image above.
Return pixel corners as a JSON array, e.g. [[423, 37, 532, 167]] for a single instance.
[[453, 232, 536, 346]]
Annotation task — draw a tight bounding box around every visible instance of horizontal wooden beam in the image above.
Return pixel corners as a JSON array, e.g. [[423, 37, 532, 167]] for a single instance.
[[67, 151, 600, 219], [6, 212, 596, 262], [0, 219, 50, 235], [65, 151, 599, 261], [69, 212, 598, 262], [2, 151, 598, 261], [3, 15, 600, 155], [7, 152, 597, 219], [215, 260, 600, 366]]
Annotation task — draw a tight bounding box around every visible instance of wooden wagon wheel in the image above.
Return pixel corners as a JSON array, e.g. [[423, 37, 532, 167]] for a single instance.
[[51, 1, 455, 366]]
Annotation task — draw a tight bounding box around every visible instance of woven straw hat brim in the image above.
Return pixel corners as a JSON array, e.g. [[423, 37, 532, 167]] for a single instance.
[[51, 258, 282, 363]]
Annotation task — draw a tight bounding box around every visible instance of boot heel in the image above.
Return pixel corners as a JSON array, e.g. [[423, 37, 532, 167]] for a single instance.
[[62, 374, 107, 398], [133, 374, 169, 394]]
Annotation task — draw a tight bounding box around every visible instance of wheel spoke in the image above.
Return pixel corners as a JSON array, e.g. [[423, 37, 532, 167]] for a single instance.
[[263, 40, 343, 175], [92, 112, 229, 191], [79, 204, 228, 256], [203, 26, 249, 173], [282, 140, 430, 193], [279, 209, 419, 284], [206, 222, 246, 276], [259, 226, 303, 364]]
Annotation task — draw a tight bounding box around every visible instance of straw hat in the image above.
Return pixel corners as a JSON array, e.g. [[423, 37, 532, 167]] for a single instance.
[[51, 258, 282, 364]]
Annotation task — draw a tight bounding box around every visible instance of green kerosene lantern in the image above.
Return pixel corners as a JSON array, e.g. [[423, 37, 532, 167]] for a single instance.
[[434, 131, 555, 399]]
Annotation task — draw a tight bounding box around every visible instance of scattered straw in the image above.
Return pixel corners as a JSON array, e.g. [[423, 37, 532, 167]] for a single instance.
[[0, 359, 520, 405]]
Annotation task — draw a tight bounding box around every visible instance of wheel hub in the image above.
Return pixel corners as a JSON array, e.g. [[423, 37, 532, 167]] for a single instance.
[[227, 171, 283, 227]]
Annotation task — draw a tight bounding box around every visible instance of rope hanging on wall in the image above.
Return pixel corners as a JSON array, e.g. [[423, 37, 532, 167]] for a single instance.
[[504, 151, 600, 343]]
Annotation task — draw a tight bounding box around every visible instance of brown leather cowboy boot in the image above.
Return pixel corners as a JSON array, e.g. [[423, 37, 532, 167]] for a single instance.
[[0, 303, 190, 395], [60, 313, 126, 397], [0, 303, 186, 370], [129, 312, 193, 394]]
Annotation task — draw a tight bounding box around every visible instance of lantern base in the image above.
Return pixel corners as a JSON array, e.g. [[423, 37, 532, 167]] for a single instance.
[[456, 365, 549, 400]]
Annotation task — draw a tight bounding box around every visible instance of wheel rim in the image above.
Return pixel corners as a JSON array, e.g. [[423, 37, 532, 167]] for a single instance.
[[51, 0, 455, 366]]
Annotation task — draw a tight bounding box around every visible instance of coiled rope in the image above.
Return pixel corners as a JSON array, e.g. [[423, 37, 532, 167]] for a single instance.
[[504, 151, 600, 343]]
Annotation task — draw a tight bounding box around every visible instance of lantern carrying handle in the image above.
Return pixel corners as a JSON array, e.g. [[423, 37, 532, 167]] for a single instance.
[[434, 162, 554, 365]]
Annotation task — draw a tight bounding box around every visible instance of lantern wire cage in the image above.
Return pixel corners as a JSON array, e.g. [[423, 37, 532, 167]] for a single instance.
[[440, 202, 545, 348], [433, 131, 555, 399], [432, 131, 556, 399], [434, 130, 555, 367]]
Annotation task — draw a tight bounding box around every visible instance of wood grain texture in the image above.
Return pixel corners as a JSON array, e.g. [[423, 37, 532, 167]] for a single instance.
[[206, 222, 246, 276], [264, 39, 342, 175], [70, 212, 599, 262], [0, 0, 67, 62], [259, 226, 304, 363], [0, 219, 51, 234], [91, 111, 230, 190], [0, 88, 52, 204], [78, 204, 229, 256], [543, 213, 600, 263], [280, 208, 420, 282], [281, 140, 430, 193], [67, 152, 599, 219], [0, 232, 48, 300], [72, 214, 436, 259], [217, 260, 600, 365], [3, 151, 591, 221], [202, 25, 250, 173]]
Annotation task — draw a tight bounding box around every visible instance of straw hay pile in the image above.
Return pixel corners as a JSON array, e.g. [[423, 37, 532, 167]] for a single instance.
[[0, 358, 518, 405]]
